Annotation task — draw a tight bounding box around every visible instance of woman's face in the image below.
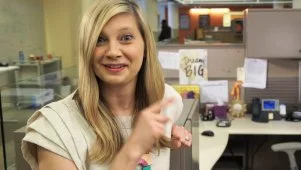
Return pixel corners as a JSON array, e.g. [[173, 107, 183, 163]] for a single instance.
[[93, 13, 145, 87]]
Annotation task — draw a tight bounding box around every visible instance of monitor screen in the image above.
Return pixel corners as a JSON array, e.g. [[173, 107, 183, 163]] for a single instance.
[[261, 99, 279, 111]]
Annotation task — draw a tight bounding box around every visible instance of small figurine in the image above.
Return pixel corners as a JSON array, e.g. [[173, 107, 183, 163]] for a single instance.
[[229, 81, 247, 118], [230, 80, 243, 100]]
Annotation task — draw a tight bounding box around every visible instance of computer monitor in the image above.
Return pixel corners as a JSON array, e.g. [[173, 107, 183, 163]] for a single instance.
[[261, 99, 279, 112]]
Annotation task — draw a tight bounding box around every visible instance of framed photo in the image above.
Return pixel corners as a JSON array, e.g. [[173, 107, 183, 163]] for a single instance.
[[179, 14, 190, 30]]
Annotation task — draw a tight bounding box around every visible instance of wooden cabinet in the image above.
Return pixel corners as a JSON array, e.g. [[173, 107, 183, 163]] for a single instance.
[[244, 9, 301, 59]]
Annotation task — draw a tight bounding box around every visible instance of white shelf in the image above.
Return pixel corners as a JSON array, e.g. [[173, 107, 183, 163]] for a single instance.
[[15, 57, 61, 86], [0, 66, 19, 74], [1, 88, 54, 107], [16, 58, 60, 66]]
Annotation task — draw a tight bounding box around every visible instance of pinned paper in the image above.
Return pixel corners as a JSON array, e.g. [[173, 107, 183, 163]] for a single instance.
[[158, 51, 179, 70], [237, 67, 245, 82], [199, 80, 229, 103], [243, 58, 267, 89], [179, 49, 208, 84]]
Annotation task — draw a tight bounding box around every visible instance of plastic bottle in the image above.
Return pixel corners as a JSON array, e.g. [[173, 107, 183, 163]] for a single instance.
[[18, 51, 25, 63]]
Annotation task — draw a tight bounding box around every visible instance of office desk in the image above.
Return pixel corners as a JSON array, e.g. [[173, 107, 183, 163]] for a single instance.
[[198, 115, 301, 170]]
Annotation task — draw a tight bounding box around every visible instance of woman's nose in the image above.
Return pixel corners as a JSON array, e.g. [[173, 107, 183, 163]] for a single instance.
[[105, 41, 122, 59]]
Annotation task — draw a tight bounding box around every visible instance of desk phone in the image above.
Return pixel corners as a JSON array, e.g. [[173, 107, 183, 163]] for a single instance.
[[261, 99, 282, 120]]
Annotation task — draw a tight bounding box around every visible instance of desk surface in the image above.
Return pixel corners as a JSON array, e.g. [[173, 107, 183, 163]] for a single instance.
[[198, 115, 301, 170], [0, 66, 19, 74], [201, 115, 301, 135]]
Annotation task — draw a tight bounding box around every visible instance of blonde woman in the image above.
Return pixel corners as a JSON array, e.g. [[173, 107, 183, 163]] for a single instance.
[[22, 0, 192, 170]]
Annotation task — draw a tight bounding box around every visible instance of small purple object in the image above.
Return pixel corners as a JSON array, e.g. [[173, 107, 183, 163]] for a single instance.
[[187, 91, 195, 99], [213, 105, 228, 119]]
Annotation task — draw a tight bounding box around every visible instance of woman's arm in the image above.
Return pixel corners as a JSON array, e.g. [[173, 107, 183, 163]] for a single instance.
[[171, 124, 192, 149], [109, 141, 142, 170], [38, 144, 140, 170], [37, 146, 78, 170], [110, 98, 173, 170], [37, 144, 139, 170]]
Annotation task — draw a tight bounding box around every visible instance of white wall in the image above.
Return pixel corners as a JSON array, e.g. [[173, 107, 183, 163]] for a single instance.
[[0, 0, 46, 62], [43, 0, 83, 68], [43, 0, 96, 68], [136, 0, 159, 32], [158, 2, 167, 26], [82, 0, 95, 12], [168, 2, 179, 30], [293, 0, 301, 8]]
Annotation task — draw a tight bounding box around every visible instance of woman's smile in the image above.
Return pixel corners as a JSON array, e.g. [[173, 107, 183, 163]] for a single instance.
[[103, 64, 128, 73]]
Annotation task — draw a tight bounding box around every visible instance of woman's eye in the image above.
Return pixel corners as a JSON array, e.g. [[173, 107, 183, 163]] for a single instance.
[[97, 36, 107, 45], [120, 34, 134, 42]]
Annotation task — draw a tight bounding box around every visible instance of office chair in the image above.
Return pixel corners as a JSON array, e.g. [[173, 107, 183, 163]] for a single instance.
[[271, 142, 301, 170]]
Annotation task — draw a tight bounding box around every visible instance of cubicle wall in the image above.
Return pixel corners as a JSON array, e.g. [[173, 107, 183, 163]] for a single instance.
[[159, 44, 300, 107], [170, 99, 199, 170], [160, 44, 245, 104], [244, 59, 300, 111], [158, 44, 245, 79]]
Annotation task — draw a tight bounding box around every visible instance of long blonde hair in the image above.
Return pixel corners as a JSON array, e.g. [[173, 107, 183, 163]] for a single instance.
[[77, 0, 168, 164]]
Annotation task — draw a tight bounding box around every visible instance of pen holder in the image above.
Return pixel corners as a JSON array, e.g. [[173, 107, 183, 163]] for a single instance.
[[213, 105, 228, 119]]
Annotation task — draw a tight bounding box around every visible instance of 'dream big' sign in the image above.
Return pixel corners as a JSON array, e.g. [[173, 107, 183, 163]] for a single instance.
[[179, 49, 208, 85]]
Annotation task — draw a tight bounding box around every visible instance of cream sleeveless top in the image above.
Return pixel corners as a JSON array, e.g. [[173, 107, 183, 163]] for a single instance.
[[22, 84, 183, 170]]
